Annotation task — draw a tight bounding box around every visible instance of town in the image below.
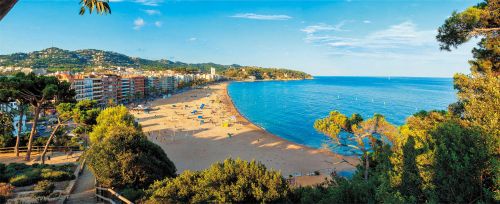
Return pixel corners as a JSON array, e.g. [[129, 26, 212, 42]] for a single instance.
[[52, 68, 224, 106]]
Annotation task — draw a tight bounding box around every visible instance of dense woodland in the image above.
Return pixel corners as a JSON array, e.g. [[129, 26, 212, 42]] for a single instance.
[[0, 0, 498, 203]]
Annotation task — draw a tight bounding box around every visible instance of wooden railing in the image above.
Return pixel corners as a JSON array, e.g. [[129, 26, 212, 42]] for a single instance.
[[0, 146, 80, 153], [95, 186, 134, 204]]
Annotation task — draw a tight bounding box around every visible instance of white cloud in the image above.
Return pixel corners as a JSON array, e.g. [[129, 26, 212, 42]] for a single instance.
[[154, 21, 162, 27], [305, 21, 434, 48], [303, 21, 437, 58], [109, 0, 124, 2], [363, 20, 371, 24], [301, 21, 348, 34], [144, 9, 161, 15], [189, 37, 197, 41], [135, 0, 162, 6], [230, 13, 292, 21], [133, 18, 145, 30]]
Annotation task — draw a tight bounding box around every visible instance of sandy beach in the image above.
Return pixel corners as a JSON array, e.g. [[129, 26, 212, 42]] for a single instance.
[[131, 82, 357, 185]]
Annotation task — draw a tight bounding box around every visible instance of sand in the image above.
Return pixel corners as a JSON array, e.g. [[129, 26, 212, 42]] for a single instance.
[[131, 82, 357, 186]]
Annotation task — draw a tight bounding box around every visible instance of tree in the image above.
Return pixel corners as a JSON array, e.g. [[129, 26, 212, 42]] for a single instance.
[[40, 103, 74, 164], [88, 105, 138, 143], [436, 0, 499, 199], [314, 111, 398, 181], [71, 100, 101, 144], [0, 73, 75, 161], [85, 125, 176, 189], [0, 75, 30, 157], [0, 0, 111, 21], [431, 122, 491, 203], [145, 158, 290, 203], [0, 112, 14, 148]]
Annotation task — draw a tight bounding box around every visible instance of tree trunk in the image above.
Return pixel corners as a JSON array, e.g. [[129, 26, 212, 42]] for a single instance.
[[41, 123, 60, 164], [15, 106, 23, 157], [25, 106, 41, 161], [364, 152, 369, 181], [0, 0, 18, 21]]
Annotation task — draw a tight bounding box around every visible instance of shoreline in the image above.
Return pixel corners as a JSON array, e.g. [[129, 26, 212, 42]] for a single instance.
[[132, 82, 357, 185], [224, 82, 336, 157]]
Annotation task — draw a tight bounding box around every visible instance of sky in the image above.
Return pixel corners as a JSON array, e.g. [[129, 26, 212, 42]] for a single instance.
[[0, 0, 482, 77]]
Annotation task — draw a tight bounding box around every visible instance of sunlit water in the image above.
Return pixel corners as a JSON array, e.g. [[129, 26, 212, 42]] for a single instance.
[[228, 76, 456, 155]]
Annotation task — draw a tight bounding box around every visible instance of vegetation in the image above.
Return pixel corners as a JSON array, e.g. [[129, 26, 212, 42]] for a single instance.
[[314, 112, 397, 181], [0, 111, 14, 148], [303, 0, 499, 203], [34, 180, 55, 197], [0, 73, 75, 161], [0, 163, 75, 187], [0, 47, 312, 80], [222, 67, 312, 80], [85, 106, 176, 190], [88, 105, 138, 143], [0, 183, 14, 203], [145, 158, 290, 203]]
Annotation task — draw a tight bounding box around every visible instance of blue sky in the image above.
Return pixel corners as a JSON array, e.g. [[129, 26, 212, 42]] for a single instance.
[[0, 0, 480, 77]]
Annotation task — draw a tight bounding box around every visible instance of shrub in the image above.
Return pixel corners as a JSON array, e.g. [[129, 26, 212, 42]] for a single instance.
[[145, 158, 290, 203], [10, 174, 35, 187], [86, 126, 176, 189], [0, 183, 15, 203], [34, 180, 55, 197], [41, 169, 74, 182]]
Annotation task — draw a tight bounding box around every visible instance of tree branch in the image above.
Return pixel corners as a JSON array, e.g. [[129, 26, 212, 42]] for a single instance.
[[0, 0, 18, 21]]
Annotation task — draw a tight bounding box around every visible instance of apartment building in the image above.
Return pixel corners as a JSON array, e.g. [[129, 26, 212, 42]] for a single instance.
[[54, 71, 223, 106], [146, 76, 161, 97], [159, 76, 176, 94]]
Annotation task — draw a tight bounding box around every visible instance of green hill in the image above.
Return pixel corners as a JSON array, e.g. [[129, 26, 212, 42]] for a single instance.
[[0, 47, 312, 80]]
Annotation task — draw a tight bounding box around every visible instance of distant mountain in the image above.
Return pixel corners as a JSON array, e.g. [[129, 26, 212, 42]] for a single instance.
[[0, 47, 312, 79]]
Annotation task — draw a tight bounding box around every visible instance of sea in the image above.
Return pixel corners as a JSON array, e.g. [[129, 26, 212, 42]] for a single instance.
[[228, 76, 456, 155]]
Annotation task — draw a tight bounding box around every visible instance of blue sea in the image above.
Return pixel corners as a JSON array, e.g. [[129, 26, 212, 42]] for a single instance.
[[228, 76, 456, 153]]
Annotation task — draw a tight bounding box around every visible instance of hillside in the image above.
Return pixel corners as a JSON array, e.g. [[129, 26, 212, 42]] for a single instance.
[[0, 47, 312, 79]]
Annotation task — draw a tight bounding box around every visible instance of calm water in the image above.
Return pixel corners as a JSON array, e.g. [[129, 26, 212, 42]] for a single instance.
[[228, 76, 456, 153]]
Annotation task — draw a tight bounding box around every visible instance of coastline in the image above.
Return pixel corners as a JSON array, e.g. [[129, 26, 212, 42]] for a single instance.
[[132, 82, 357, 186]]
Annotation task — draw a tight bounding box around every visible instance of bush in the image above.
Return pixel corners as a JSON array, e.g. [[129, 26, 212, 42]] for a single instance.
[[0, 183, 15, 203], [86, 126, 176, 189], [10, 174, 38, 187], [41, 169, 74, 181], [34, 180, 55, 197], [1, 163, 75, 186], [145, 158, 290, 203]]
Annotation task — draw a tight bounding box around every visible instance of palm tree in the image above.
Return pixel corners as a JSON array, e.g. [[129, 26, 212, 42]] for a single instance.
[[0, 0, 111, 21]]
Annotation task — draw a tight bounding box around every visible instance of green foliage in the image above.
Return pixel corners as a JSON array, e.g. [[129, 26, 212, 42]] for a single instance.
[[120, 188, 144, 202], [85, 126, 176, 189], [0, 112, 14, 148], [436, 0, 499, 199], [34, 180, 55, 197], [40, 169, 74, 182], [79, 0, 111, 15], [0, 163, 75, 187], [145, 158, 290, 203], [72, 99, 101, 131], [222, 67, 312, 80], [89, 105, 137, 143], [431, 122, 492, 203], [436, 6, 485, 51]]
